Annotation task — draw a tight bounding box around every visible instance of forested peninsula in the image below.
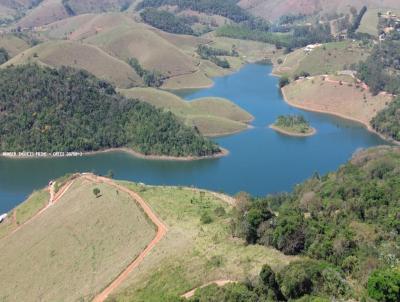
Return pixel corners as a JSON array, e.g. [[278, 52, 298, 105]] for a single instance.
[[0, 65, 221, 158]]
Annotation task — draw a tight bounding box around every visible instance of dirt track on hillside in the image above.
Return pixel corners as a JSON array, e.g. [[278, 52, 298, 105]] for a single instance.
[[87, 174, 168, 302], [2, 179, 75, 240], [181, 280, 236, 299]]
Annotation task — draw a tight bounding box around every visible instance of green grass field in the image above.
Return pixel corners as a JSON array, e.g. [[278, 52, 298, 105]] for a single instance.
[[109, 182, 298, 301], [119, 87, 253, 136], [0, 190, 49, 239], [274, 41, 370, 78], [0, 178, 156, 302]]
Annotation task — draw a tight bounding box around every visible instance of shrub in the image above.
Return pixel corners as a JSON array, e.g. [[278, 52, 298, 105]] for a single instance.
[[200, 212, 213, 224], [367, 268, 400, 302], [279, 76, 290, 88]]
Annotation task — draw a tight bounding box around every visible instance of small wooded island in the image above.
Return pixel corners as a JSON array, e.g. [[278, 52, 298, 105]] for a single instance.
[[270, 115, 316, 137]]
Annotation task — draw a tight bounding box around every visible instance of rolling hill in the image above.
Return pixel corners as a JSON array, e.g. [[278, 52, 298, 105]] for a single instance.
[[3, 40, 143, 88], [119, 87, 254, 136], [16, 0, 69, 28], [0, 173, 298, 302], [0, 34, 30, 57], [0, 176, 157, 301], [239, 0, 400, 20]]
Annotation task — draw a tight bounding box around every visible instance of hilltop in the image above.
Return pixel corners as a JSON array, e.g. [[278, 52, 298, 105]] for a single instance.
[[0, 173, 297, 301]]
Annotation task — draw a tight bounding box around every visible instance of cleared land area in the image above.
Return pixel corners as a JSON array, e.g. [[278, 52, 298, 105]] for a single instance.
[[3, 40, 143, 88], [282, 76, 393, 129], [0, 177, 156, 302], [274, 41, 370, 77], [109, 182, 298, 301], [84, 24, 199, 78], [119, 87, 253, 136]]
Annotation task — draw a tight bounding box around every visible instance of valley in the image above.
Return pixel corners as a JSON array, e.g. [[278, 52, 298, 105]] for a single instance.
[[0, 1, 399, 301]]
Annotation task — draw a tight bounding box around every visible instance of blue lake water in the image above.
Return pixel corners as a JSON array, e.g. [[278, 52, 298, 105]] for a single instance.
[[0, 64, 386, 213]]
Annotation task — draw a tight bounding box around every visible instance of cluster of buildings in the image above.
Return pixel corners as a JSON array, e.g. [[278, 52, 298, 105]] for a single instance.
[[379, 11, 400, 41]]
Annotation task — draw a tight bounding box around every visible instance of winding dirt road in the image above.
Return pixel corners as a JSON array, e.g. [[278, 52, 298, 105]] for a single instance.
[[2, 178, 75, 240], [87, 174, 168, 302]]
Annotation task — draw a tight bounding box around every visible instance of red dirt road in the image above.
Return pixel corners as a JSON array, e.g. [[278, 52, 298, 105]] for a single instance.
[[2, 179, 75, 240], [87, 175, 168, 302]]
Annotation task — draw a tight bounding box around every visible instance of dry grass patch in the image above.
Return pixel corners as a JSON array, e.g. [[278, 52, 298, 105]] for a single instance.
[[282, 76, 393, 126], [84, 22, 199, 78], [0, 178, 156, 302], [16, 0, 69, 28]]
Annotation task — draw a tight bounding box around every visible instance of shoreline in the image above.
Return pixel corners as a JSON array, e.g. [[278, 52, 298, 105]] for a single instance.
[[280, 87, 400, 146], [0, 147, 229, 161], [269, 124, 316, 137]]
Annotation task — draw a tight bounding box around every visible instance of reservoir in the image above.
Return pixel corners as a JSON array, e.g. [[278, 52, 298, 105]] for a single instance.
[[0, 64, 386, 213]]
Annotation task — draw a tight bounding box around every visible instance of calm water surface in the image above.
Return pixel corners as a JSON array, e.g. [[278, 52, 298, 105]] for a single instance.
[[0, 64, 386, 212]]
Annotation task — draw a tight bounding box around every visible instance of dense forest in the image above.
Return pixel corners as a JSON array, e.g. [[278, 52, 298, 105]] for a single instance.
[[0, 48, 9, 65], [127, 57, 164, 87], [371, 97, 400, 142], [197, 45, 237, 69], [136, 0, 250, 23], [347, 6, 367, 37], [357, 40, 400, 95], [227, 147, 400, 301], [140, 8, 195, 35], [0, 65, 220, 157], [216, 23, 332, 49]]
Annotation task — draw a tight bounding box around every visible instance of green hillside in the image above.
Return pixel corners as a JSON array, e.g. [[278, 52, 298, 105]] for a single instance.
[[0, 64, 220, 157]]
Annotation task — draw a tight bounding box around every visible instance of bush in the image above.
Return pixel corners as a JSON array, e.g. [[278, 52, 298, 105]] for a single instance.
[[200, 212, 213, 224], [367, 268, 400, 302], [214, 206, 226, 217], [279, 76, 290, 88]]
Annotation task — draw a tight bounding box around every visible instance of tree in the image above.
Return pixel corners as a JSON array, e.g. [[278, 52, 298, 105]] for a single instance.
[[279, 76, 290, 88], [367, 268, 400, 302], [93, 188, 101, 198], [0, 48, 9, 64]]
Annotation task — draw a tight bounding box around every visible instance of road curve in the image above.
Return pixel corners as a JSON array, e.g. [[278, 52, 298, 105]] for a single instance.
[[88, 175, 168, 302]]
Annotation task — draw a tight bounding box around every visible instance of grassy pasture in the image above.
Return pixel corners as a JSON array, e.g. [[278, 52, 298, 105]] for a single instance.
[[119, 87, 253, 136], [0, 178, 156, 302], [84, 24, 198, 78], [282, 75, 393, 126], [0, 190, 49, 239], [0, 34, 30, 58], [3, 40, 143, 88], [109, 182, 299, 301], [274, 41, 370, 77]]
